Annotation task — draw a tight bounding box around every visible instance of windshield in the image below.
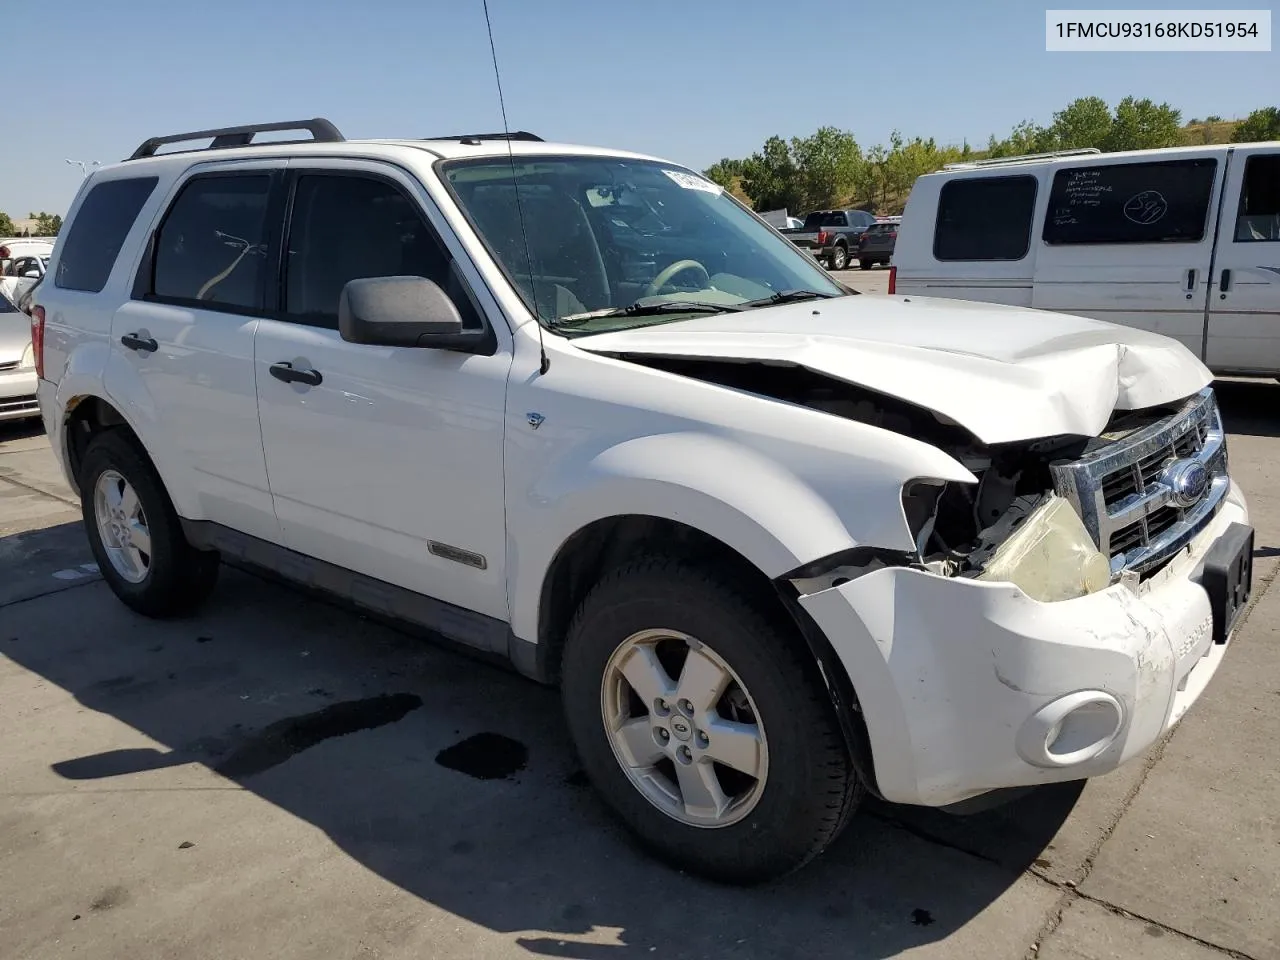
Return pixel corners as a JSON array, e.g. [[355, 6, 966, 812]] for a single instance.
[[440, 155, 844, 333]]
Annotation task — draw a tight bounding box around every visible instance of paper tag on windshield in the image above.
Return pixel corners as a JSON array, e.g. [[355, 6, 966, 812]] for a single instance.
[[662, 169, 723, 194]]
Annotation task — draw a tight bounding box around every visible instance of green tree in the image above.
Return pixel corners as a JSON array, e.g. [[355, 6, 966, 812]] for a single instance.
[[29, 211, 62, 236], [987, 119, 1054, 158], [0, 211, 14, 237], [1103, 97, 1182, 151], [703, 157, 753, 204], [1048, 96, 1113, 149], [741, 136, 804, 212], [1231, 106, 1280, 143], [789, 126, 861, 209]]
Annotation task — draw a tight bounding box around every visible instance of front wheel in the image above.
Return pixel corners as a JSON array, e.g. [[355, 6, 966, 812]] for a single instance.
[[828, 245, 849, 271], [80, 430, 220, 618], [561, 556, 861, 884]]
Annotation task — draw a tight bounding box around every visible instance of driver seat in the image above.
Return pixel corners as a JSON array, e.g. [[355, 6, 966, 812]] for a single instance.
[[467, 186, 611, 317]]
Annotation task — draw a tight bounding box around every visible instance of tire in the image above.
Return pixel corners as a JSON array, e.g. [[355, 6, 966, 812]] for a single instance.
[[561, 555, 862, 884], [859, 259, 874, 270], [828, 244, 849, 271], [79, 429, 220, 618]]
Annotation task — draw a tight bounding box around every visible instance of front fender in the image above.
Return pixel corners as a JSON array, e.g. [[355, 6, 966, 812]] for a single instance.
[[506, 429, 972, 642]]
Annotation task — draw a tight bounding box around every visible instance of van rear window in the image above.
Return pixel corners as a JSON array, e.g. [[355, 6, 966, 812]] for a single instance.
[[933, 175, 1037, 261], [55, 177, 159, 293], [1043, 158, 1217, 246]]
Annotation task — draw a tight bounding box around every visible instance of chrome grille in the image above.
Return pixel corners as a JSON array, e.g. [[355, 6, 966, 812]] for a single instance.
[[1050, 387, 1228, 576]]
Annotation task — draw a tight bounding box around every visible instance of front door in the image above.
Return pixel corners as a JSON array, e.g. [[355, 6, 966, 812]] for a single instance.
[[253, 161, 512, 630], [106, 162, 284, 542], [1204, 146, 1280, 373]]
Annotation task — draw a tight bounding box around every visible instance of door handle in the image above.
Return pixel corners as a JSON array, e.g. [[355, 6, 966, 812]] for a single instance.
[[1220, 269, 1232, 297], [269, 362, 323, 387], [1185, 268, 1197, 298], [120, 332, 158, 353]]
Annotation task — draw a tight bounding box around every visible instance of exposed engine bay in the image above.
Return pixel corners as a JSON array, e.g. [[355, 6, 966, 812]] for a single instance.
[[621, 355, 1192, 601]]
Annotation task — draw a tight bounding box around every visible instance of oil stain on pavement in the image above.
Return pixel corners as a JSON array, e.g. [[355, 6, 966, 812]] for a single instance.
[[215, 693, 423, 778], [434, 732, 527, 780]]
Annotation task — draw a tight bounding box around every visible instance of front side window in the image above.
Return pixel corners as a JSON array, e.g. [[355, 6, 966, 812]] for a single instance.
[[1043, 158, 1218, 246], [1235, 154, 1280, 242], [283, 174, 479, 330], [934, 175, 1038, 261], [55, 176, 158, 293], [152, 174, 272, 311], [441, 156, 844, 333]]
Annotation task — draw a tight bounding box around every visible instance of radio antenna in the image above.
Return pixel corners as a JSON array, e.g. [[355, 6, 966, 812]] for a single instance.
[[482, 0, 549, 376]]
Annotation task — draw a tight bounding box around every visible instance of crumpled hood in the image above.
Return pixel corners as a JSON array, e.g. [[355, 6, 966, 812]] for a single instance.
[[572, 294, 1213, 444]]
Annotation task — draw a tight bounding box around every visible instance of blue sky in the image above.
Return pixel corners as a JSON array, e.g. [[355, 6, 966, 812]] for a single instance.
[[5, 0, 1276, 219]]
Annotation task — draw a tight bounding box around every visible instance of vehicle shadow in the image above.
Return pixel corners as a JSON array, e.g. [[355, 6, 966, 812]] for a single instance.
[[3, 525, 1079, 958], [1215, 377, 1280, 439]]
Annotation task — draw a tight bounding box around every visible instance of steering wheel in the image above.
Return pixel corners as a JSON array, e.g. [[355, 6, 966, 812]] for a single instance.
[[644, 259, 710, 299]]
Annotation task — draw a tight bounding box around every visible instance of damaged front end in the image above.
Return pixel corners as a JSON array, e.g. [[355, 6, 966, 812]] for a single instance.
[[786, 382, 1230, 605], [902, 386, 1230, 600]]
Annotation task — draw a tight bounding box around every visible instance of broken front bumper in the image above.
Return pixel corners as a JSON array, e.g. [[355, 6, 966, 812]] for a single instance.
[[799, 481, 1250, 808]]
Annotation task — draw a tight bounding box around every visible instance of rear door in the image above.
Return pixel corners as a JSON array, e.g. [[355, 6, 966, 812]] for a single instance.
[[106, 161, 284, 542], [1031, 151, 1224, 358], [1204, 146, 1280, 372]]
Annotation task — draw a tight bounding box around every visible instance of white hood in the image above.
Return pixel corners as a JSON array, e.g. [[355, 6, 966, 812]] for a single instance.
[[572, 294, 1212, 444]]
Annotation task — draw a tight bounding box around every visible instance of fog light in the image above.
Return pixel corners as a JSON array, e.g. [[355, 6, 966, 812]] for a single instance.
[[1015, 691, 1123, 768]]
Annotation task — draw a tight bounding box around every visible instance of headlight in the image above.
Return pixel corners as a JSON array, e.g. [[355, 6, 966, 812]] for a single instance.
[[19, 342, 34, 370], [976, 496, 1111, 602]]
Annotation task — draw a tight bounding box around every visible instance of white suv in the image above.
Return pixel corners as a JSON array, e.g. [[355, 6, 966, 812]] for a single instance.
[[33, 119, 1254, 884]]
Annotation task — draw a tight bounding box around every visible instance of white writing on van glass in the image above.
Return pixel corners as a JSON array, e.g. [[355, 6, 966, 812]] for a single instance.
[[1123, 191, 1168, 225]]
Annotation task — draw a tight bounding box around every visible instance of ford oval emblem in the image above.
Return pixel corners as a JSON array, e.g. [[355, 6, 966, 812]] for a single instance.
[[1161, 458, 1210, 509]]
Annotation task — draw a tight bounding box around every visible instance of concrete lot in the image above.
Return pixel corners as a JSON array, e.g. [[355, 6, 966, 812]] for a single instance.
[[1, 272, 1277, 959]]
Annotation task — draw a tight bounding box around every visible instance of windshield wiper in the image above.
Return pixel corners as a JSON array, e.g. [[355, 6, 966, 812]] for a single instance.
[[551, 299, 747, 328], [740, 289, 842, 308]]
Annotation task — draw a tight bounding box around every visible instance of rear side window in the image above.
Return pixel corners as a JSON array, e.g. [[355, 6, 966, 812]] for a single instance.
[[283, 173, 480, 331], [934, 175, 1037, 261], [151, 175, 272, 311], [1235, 154, 1280, 242], [1043, 158, 1218, 245], [54, 177, 158, 292], [804, 212, 847, 228]]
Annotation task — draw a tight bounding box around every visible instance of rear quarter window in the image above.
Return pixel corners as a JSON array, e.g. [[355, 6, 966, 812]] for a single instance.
[[933, 175, 1038, 261], [1043, 158, 1218, 245], [54, 177, 159, 293]]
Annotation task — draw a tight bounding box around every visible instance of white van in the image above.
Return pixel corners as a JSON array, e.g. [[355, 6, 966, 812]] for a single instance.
[[892, 143, 1280, 377]]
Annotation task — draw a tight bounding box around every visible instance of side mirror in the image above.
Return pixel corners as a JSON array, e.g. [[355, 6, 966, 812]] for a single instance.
[[21, 269, 40, 279], [338, 276, 487, 351]]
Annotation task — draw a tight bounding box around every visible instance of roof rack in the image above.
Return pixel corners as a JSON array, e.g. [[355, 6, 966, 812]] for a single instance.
[[425, 131, 544, 145], [126, 118, 345, 161], [942, 147, 1102, 170]]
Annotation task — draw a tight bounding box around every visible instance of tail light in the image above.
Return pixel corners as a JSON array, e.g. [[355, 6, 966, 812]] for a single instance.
[[31, 305, 45, 379], [888, 266, 897, 294], [816, 230, 829, 245]]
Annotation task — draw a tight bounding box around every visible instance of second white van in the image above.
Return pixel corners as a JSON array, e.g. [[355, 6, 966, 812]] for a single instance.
[[892, 142, 1280, 377]]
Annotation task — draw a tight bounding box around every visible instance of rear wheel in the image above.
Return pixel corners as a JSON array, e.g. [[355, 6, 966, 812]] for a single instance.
[[80, 430, 220, 617], [561, 556, 861, 884], [828, 244, 849, 271], [859, 259, 874, 270]]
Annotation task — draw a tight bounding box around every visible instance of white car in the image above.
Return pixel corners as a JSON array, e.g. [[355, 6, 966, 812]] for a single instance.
[[32, 119, 1254, 883], [0, 285, 38, 420]]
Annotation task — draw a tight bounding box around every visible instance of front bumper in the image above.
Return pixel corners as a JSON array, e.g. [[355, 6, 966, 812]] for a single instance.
[[799, 480, 1250, 807], [0, 366, 39, 421]]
